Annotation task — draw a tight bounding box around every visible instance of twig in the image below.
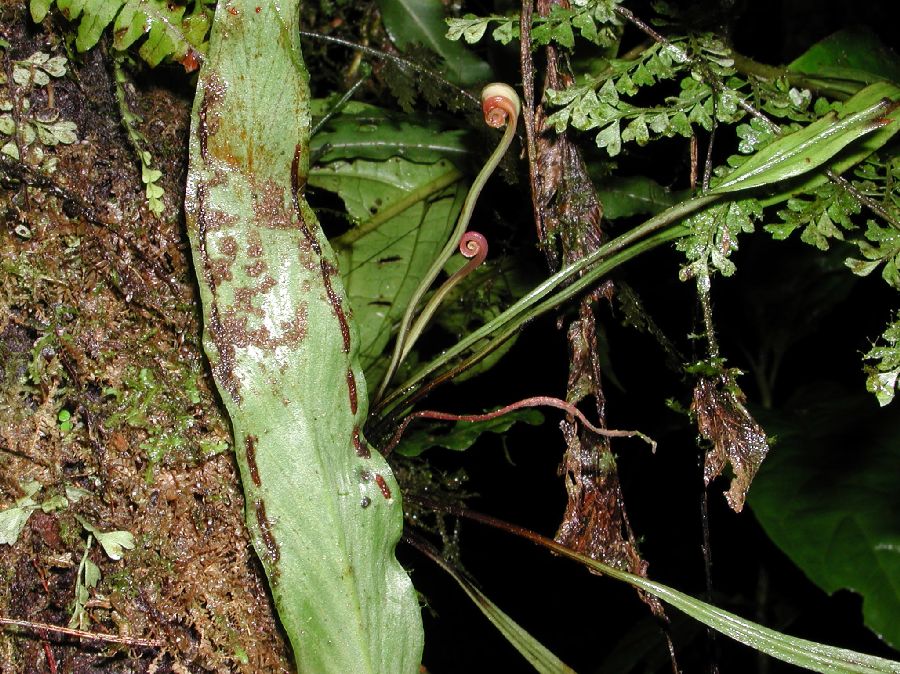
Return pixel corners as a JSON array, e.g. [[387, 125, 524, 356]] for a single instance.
[[0, 617, 162, 649], [297, 31, 480, 109]]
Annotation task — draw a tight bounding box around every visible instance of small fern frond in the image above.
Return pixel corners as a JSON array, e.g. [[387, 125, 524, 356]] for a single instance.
[[30, 0, 212, 68]]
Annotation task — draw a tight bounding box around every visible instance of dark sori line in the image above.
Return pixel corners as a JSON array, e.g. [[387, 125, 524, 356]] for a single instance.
[[291, 145, 351, 354], [196, 184, 241, 404], [245, 434, 261, 486], [352, 427, 371, 459], [198, 95, 210, 161], [255, 499, 281, 566], [374, 474, 392, 500], [346, 368, 358, 415]]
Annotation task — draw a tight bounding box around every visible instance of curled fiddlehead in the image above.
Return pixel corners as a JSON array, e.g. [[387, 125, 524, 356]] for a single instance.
[[376, 83, 521, 401], [397, 231, 489, 366]]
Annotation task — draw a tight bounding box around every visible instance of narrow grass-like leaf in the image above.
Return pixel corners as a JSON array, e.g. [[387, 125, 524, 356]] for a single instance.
[[438, 507, 900, 674], [711, 84, 900, 195], [549, 538, 900, 673], [407, 536, 576, 674], [758, 82, 900, 207], [184, 3, 422, 671]]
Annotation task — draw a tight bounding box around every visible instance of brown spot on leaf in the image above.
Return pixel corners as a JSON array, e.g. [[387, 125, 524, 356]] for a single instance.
[[251, 178, 292, 229], [691, 375, 770, 512], [245, 434, 261, 486], [346, 369, 358, 415], [255, 499, 280, 566], [374, 474, 392, 500], [352, 427, 370, 459], [321, 260, 351, 353], [246, 230, 264, 258], [198, 73, 226, 161], [244, 258, 267, 277]]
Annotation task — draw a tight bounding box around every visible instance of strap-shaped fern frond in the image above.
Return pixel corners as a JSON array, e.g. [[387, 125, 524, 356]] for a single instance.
[[30, 0, 211, 67]]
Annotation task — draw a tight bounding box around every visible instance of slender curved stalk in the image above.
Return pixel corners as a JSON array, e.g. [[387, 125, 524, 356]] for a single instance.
[[375, 84, 521, 400], [372, 193, 717, 422], [398, 231, 488, 365]]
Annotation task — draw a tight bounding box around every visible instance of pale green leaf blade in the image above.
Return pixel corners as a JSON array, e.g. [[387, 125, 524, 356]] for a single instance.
[[711, 85, 900, 195], [0, 501, 37, 546], [377, 0, 492, 86], [74, 515, 135, 560], [94, 529, 135, 560], [184, 4, 423, 672], [83, 557, 101, 588]]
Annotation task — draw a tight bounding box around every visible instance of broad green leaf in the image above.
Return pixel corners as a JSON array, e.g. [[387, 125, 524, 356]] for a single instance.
[[396, 408, 543, 457], [184, 4, 423, 672], [309, 157, 466, 385], [377, 0, 492, 86], [750, 388, 900, 649], [711, 84, 900, 195], [531, 529, 900, 673], [597, 176, 679, 219], [311, 101, 471, 164], [789, 28, 900, 95]]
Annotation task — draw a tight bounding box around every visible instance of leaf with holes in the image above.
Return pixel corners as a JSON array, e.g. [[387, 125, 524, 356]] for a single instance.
[[309, 156, 466, 386]]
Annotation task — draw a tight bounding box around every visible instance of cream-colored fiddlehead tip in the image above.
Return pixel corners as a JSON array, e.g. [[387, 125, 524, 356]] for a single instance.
[[481, 83, 521, 128]]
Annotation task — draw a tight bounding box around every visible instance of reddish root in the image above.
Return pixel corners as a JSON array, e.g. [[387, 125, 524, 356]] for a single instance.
[[383, 395, 656, 455]]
